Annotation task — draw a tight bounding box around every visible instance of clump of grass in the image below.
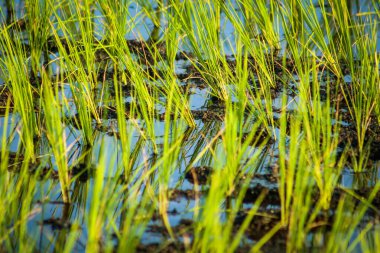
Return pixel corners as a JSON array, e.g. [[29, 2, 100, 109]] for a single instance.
[[340, 23, 379, 171], [0, 22, 39, 163], [170, 0, 232, 101], [25, 0, 53, 78], [326, 182, 380, 252], [41, 69, 70, 203]]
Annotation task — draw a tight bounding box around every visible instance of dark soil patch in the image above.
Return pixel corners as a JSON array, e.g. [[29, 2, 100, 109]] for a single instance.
[[185, 166, 212, 185], [70, 163, 95, 182], [40, 218, 72, 230], [0, 85, 13, 115]]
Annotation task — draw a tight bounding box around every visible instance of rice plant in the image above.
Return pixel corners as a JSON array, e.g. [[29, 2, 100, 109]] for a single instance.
[[0, 0, 379, 252]]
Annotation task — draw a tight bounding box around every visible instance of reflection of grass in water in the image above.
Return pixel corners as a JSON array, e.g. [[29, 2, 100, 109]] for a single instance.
[[0, 0, 379, 252]]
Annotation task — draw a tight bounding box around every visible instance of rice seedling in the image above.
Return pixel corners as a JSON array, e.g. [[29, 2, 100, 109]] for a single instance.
[[0, 0, 379, 252], [41, 70, 70, 203], [170, 0, 233, 101], [340, 23, 379, 172], [0, 21, 39, 163], [325, 182, 380, 253]]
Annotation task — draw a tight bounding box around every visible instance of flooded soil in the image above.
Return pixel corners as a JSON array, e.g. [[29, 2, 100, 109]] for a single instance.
[[2, 44, 379, 251], [0, 0, 379, 252]]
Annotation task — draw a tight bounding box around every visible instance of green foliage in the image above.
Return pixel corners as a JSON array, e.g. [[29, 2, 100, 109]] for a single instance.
[[0, 0, 378, 252]]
